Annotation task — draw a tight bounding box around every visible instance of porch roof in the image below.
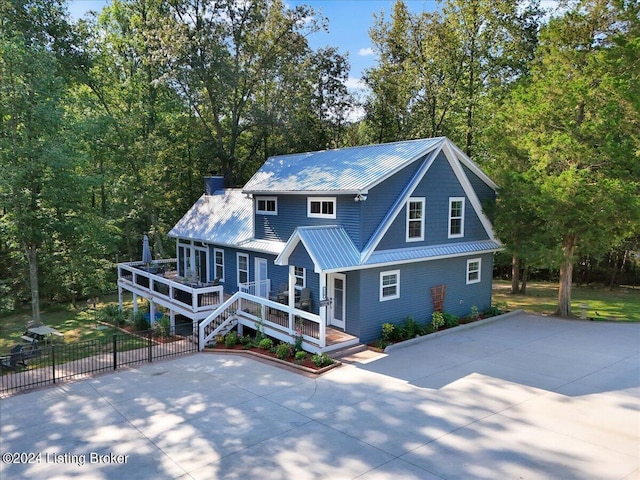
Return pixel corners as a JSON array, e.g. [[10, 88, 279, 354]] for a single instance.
[[275, 226, 360, 272]]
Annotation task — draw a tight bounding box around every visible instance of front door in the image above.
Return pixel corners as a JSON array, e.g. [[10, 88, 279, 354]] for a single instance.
[[329, 273, 346, 329], [255, 258, 268, 298]]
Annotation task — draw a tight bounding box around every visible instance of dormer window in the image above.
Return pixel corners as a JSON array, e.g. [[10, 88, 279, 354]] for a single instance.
[[307, 197, 336, 219], [448, 197, 465, 238], [256, 196, 277, 215]]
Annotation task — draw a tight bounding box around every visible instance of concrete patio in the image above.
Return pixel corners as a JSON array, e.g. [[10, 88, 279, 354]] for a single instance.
[[0, 312, 638, 479]]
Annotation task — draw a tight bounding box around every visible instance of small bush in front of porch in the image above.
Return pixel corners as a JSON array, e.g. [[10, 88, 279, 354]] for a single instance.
[[275, 342, 292, 360], [101, 304, 125, 327], [224, 331, 238, 347], [311, 353, 334, 368], [294, 351, 307, 363], [258, 338, 273, 350]]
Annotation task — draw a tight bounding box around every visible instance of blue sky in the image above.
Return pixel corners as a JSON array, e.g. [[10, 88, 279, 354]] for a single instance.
[[67, 0, 442, 85]]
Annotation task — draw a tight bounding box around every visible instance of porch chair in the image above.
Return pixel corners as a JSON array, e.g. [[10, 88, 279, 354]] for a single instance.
[[295, 288, 312, 311], [270, 283, 288, 303]]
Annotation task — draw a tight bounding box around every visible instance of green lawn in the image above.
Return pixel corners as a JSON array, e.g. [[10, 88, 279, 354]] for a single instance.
[[0, 295, 125, 352], [492, 280, 640, 321]]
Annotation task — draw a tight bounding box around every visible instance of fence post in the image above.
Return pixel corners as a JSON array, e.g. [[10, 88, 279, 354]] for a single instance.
[[148, 331, 153, 363], [51, 344, 56, 384], [113, 334, 117, 370]]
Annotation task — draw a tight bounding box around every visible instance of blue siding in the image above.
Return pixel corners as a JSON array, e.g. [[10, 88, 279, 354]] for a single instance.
[[359, 157, 424, 249], [352, 253, 494, 344], [206, 245, 288, 297], [377, 152, 490, 250], [255, 195, 360, 245]]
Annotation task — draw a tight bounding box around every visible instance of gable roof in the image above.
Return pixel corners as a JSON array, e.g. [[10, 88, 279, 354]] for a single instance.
[[275, 226, 360, 273], [243, 137, 445, 194]]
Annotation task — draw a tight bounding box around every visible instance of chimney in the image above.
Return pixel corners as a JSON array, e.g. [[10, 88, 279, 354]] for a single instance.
[[204, 176, 224, 195]]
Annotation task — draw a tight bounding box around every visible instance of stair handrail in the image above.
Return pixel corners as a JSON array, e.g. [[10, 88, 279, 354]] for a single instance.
[[199, 291, 242, 349]]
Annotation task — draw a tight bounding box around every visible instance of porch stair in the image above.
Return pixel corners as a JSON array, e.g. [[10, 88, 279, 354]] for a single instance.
[[327, 343, 368, 359], [201, 314, 237, 347]]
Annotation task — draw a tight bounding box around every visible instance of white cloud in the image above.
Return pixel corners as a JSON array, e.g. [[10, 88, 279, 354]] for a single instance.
[[344, 77, 367, 90], [358, 47, 374, 56]]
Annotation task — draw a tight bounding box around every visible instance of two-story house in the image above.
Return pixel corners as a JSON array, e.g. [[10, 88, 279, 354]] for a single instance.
[[117, 137, 501, 353]]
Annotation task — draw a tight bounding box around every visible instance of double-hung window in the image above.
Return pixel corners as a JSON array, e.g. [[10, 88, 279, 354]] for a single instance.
[[448, 197, 465, 238], [466, 258, 481, 284], [294, 266, 306, 290], [308, 197, 336, 219], [237, 253, 249, 286], [379, 270, 400, 301], [214, 248, 225, 281], [406, 197, 425, 242], [256, 196, 277, 215]]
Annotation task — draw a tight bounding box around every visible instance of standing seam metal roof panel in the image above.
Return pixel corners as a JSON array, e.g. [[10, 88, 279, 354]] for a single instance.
[[167, 190, 254, 246], [243, 138, 445, 193], [294, 226, 361, 271]]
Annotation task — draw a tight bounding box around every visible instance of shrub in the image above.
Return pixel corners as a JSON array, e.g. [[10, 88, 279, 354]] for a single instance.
[[132, 311, 150, 331], [258, 338, 273, 350], [401, 316, 420, 338], [275, 342, 291, 360], [101, 304, 125, 326], [484, 303, 507, 317], [471, 305, 479, 320], [224, 331, 238, 347], [311, 353, 334, 368], [442, 312, 459, 328], [239, 334, 252, 345], [294, 351, 307, 363], [381, 323, 395, 342], [431, 311, 445, 330], [154, 315, 171, 336]]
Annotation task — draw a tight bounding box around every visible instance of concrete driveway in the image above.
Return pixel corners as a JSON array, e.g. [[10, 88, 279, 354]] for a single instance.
[[1, 312, 638, 479]]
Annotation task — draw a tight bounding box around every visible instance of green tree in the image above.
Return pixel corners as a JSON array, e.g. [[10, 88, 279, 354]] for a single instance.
[[490, 0, 640, 315]]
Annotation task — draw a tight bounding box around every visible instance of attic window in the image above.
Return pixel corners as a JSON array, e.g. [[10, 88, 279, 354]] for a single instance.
[[448, 197, 465, 238], [256, 196, 277, 215], [307, 197, 336, 219], [406, 198, 425, 242]]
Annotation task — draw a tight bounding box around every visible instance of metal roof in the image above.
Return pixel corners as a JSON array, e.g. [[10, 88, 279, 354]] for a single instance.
[[243, 137, 445, 193], [365, 240, 502, 267], [168, 190, 254, 247], [289, 226, 361, 271]]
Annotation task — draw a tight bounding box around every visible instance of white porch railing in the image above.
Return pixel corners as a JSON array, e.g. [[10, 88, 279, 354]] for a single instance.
[[199, 291, 327, 353], [118, 261, 224, 314], [238, 279, 271, 298]]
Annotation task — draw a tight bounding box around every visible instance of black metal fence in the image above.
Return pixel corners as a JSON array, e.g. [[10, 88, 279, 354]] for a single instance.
[[0, 326, 198, 396]]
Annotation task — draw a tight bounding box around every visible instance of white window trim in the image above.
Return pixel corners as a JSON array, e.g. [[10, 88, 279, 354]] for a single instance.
[[237, 252, 249, 287], [214, 248, 225, 282], [294, 266, 306, 290], [448, 197, 465, 239], [406, 197, 425, 242], [379, 269, 400, 301], [466, 258, 481, 285], [307, 197, 336, 219], [256, 196, 278, 215]]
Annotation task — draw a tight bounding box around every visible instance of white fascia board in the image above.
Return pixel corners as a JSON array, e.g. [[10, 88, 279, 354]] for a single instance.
[[360, 145, 443, 264], [441, 140, 498, 242]]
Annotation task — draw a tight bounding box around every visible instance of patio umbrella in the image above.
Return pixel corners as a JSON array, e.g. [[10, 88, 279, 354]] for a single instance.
[[142, 234, 152, 265]]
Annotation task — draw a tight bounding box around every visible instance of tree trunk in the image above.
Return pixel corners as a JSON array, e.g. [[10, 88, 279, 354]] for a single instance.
[[24, 242, 41, 325], [511, 254, 520, 294], [556, 234, 576, 317], [521, 264, 528, 294]]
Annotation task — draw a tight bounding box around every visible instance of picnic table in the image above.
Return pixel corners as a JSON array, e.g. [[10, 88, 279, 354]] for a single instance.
[[21, 325, 63, 344]]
